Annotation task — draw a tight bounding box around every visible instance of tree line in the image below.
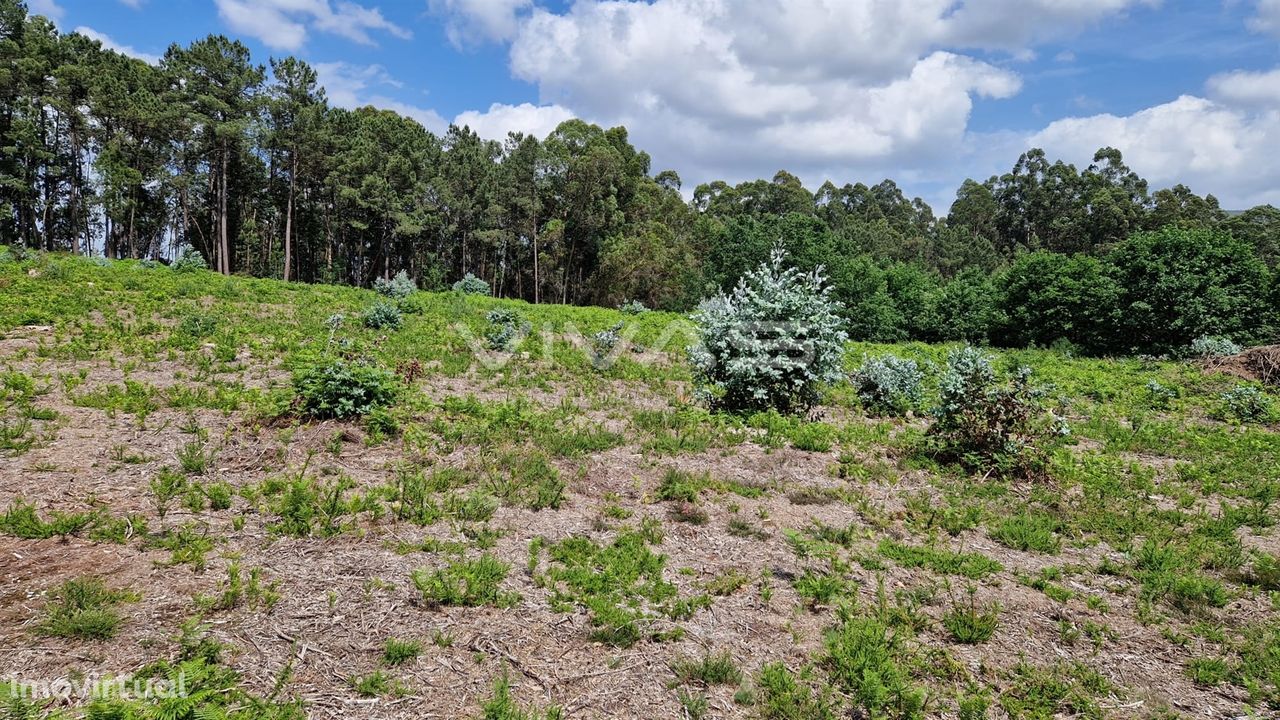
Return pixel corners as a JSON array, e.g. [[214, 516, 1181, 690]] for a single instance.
[[2, 0, 1277, 354]]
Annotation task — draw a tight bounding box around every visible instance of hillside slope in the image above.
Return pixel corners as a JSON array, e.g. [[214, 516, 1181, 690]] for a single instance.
[[1, 252, 1278, 719]]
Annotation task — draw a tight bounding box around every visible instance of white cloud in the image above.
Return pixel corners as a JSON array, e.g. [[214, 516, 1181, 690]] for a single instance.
[[1249, 0, 1280, 36], [73, 26, 160, 64], [118, 0, 144, 8], [506, 0, 1123, 190], [437, 0, 1278, 210], [428, 0, 532, 46], [1028, 94, 1280, 207], [1208, 67, 1280, 107], [27, 0, 64, 22], [453, 102, 574, 140], [213, 0, 410, 51], [313, 62, 447, 133]]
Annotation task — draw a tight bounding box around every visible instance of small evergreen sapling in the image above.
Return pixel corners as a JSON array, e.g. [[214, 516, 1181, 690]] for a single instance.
[[851, 354, 925, 416], [689, 247, 847, 414], [1186, 335, 1241, 358], [171, 244, 208, 273], [485, 309, 528, 351], [362, 302, 403, 330], [374, 270, 417, 299], [452, 272, 491, 296]]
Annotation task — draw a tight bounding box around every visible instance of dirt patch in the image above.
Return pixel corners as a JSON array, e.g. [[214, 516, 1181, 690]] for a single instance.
[[1203, 344, 1280, 386]]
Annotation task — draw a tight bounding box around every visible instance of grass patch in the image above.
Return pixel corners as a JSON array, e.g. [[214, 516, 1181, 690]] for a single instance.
[[38, 577, 137, 640]]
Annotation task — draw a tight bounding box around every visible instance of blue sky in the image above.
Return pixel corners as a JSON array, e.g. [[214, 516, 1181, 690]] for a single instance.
[[28, 0, 1280, 211]]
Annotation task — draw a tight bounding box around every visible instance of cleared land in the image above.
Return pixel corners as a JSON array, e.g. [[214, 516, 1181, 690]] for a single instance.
[[1, 254, 1278, 719]]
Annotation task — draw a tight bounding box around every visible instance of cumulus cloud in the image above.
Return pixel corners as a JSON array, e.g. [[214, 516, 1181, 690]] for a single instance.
[[214, 0, 410, 51], [27, 0, 64, 22], [417, 0, 1274, 209], [453, 102, 574, 140], [505, 0, 1136, 190], [1208, 67, 1280, 107], [1249, 0, 1280, 36], [73, 26, 160, 64], [428, 0, 532, 46], [1028, 94, 1280, 207], [314, 62, 447, 133]]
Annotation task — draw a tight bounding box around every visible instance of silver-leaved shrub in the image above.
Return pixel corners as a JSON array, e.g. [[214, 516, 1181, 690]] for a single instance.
[[485, 308, 528, 351], [374, 270, 417, 299], [452, 272, 491, 296], [852, 354, 925, 416], [171, 244, 208, 273], [689, 247, 847, 414], [1186, 335, 1241, 358], [928, 346, 1069, 479]]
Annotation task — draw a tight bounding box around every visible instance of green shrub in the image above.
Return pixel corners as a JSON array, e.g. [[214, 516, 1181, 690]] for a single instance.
[[943, 588, 1000, 644], [1216, 384, 1274, 424], [171, 244, 208, 272], [485, 308, 528, 351], [1108, 227, 1270, 353], [754, 663, 837, 720], [477, 674, 563, 720], [823, 615, 925, 719], [689, 246, 847, 414], [293, 359, 399, 419], [362, 301, 403, 330], [928, 347, 1068, 479], [177, 313, 218, 339], [672, 651, 741, 686], [993, 252, 1120, 355], [990, 512, 1061, 554], [381, 637, 423, 667]]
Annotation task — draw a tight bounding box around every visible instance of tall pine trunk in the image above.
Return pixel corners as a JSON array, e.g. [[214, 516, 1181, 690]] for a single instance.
[[283, 150, 295, 281], [219, 143, 230, 274]]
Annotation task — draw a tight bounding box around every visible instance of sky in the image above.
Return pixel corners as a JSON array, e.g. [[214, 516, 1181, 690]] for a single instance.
[[26, 0, 1280, 212]]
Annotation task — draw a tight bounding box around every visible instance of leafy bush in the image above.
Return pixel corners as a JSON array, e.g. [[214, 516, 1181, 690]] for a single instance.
[[362, 302, 403, 330], [992, 252, 1120, 355], [1217, 384, 1274, 424], [619, 299, 650, 315], [689, 246, 847, 414], [928, 346, 1068, 479], [1187, 335, 1242, 358], [177, 313, 218, 340], [851, 353, 925, 416], [171, 244, 208, 272], [485, 308, 528, 351], [1143, 380, 1178, 410], [452, 272, 491, 295], [373, 270, 417, 299], [293, 359, 399, 419], [1108, 227, 1271, 353], [591, 322, 624, 365]]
